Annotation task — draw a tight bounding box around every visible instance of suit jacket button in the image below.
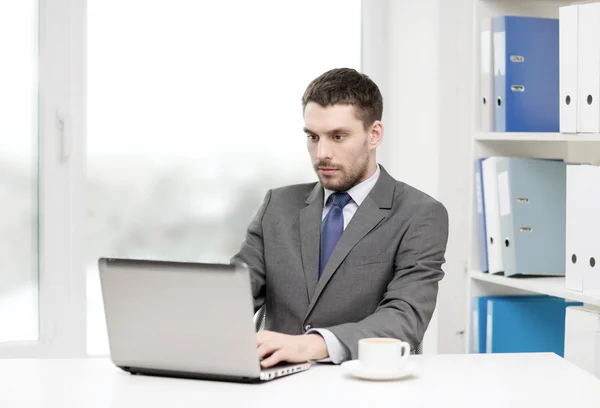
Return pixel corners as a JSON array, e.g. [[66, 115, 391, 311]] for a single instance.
[[304, 324, 312, 332]]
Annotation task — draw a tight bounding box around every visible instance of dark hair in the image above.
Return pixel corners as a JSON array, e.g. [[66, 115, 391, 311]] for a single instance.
[[301, 68, 383, 130]]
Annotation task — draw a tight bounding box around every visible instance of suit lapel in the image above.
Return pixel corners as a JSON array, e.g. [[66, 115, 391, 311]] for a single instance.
[[304, 197, 386, 318], [299, 184, 323, 302]]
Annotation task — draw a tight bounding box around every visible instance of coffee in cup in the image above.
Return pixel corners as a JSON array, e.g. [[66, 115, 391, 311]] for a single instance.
[[358, 337, 410, 369]]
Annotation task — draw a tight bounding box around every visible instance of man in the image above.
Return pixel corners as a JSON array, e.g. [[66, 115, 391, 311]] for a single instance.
[[231, 68, 449, 368]]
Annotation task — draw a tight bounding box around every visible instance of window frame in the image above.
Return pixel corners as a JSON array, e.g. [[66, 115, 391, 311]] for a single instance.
[[0, 0, 87, 358]]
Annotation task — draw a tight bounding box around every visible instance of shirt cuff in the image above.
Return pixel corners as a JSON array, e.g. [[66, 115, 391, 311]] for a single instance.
[[306, 328, 350, 364]]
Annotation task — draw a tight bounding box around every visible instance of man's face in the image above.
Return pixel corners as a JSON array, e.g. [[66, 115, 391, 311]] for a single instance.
[[304, 102, 379, 192]]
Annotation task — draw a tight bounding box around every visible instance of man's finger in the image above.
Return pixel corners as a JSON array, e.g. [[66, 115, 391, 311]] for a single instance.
[[260, 349, 286, 368], [257, 342, 279, 359]]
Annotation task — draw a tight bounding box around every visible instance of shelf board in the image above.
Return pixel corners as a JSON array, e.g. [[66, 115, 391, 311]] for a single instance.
[[469, 270, 600, 307], [475, 132, 600, 142]]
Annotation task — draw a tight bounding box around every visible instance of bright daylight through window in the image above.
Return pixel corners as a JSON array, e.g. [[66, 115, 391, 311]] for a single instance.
[[86, 0, 361, 355]]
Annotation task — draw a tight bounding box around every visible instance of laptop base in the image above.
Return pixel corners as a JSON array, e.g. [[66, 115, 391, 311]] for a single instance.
[[120, 365, 264, 384]]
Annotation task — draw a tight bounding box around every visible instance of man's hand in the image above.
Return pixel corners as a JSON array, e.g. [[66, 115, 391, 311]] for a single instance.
[[256, 330, 328, 368]]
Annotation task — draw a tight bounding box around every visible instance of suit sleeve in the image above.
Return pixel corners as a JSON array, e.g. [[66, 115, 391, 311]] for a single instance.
[[325, 200, 449, 360], [230, 190, 272, 313], [306, 328, 351, 364]]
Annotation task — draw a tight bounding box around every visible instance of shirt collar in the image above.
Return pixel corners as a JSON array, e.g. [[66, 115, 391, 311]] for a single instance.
[[323, 164, 381, 207]]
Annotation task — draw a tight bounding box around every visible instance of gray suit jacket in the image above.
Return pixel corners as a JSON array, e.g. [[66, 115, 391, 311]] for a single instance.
[[231, 165, 449, 360]]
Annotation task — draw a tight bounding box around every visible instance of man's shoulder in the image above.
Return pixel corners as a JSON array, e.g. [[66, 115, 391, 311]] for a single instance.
[[268, 182, 319, 204], [378, 166, 444, 212], [393, 179, 447, 214]]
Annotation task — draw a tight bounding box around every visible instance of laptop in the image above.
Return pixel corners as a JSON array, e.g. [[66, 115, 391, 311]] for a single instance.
[[98, 257, 311, 383]]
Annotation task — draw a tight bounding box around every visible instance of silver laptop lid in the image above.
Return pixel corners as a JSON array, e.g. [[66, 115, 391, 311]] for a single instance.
[[98, 258, 261, 379]]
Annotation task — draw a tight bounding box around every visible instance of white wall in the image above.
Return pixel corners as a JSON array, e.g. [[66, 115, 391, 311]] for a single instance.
[[435, 0, 474, 354], [362, 0, 474, 354]]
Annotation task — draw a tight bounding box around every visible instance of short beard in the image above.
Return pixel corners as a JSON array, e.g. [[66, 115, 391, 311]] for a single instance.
[[315, 150, 371, 192]]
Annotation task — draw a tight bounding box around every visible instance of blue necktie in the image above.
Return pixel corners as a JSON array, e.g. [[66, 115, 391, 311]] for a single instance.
[[319, 192, 352, 278]]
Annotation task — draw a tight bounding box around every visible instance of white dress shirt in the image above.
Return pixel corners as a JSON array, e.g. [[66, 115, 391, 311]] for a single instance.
[[306, 164, 381, 363]]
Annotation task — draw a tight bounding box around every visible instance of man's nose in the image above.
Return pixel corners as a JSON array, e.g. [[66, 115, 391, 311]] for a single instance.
[[316, 139, 332, 161]]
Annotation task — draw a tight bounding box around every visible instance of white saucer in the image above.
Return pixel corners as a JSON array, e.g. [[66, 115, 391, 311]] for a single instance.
[[341, 360, 417, 381]]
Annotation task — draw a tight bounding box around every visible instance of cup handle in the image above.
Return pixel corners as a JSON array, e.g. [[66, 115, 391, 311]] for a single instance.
[[399, 342, 410, 361]]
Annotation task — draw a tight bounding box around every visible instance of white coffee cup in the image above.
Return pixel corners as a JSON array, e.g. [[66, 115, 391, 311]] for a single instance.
[[358, 338, 410, 369]]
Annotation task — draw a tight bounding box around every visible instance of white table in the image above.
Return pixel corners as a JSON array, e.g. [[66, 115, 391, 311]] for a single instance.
[[2, 353, 600, 407]]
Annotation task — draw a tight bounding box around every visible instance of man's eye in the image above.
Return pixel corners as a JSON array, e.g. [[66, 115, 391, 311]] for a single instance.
[[333, 134, 345, 140], [307, 134, 319, 141]]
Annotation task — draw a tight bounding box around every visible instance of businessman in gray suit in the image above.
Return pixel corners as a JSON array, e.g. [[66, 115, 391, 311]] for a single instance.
[[231, 68, 449, 368]]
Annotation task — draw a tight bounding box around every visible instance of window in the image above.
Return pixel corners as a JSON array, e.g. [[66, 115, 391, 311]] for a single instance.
[[0, 0, 39, 343], [87, 0, 362, 355]]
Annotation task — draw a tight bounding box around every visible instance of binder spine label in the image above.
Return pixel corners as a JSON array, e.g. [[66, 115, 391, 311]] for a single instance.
[[498, 171, 511, 216]]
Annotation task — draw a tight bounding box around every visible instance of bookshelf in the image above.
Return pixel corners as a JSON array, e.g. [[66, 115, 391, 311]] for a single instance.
[[470, 271, 600, 307], [465, 0, 600, 353], [475, 132, 600, 142]]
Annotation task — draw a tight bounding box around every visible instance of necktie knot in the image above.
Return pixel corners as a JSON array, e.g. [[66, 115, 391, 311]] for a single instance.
[[330, 192, 352, 209]]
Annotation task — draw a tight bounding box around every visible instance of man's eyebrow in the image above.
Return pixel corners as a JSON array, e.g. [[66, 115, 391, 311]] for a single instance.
[[302, 127, 352, 135], [325, 127, 352, 135]]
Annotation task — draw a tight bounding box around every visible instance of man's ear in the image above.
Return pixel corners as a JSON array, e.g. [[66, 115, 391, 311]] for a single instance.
[[369, 120, 383, 149]]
